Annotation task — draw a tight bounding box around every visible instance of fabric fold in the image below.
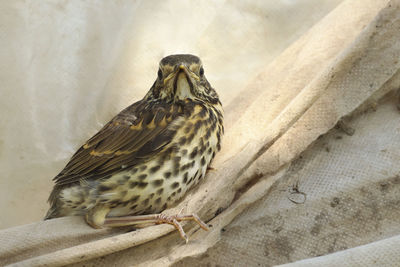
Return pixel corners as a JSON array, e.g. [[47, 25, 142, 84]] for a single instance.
[[2, 0, 399, 266]]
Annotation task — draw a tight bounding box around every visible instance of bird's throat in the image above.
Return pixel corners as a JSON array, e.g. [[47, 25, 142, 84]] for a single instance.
[[174, 72, 193, 99]]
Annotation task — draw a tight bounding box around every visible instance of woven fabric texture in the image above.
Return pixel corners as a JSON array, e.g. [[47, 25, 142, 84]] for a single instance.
[[1, 0, 400, 266]]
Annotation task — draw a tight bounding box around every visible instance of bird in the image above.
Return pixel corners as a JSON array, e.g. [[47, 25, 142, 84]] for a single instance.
[[45, 54, 223, 242]]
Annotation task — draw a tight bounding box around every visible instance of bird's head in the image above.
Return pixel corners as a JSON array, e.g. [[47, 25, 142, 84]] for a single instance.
[[148, 54, 219, 104]]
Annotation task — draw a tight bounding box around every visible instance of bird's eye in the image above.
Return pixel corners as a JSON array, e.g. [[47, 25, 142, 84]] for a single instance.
[[199, 67, 204, 77], [157, 69, 163, 80]]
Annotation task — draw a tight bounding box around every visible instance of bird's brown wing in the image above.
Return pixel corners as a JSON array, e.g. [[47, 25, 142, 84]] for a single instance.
[[52, 100, 184, 189]]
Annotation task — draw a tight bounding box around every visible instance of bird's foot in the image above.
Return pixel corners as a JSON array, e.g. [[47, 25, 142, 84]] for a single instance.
[[103, 213, 209, 243], [154, 213, 209, 242]]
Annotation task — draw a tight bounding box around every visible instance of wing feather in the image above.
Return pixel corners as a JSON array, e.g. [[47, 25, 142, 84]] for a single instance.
[[52, 100, 182, 188]]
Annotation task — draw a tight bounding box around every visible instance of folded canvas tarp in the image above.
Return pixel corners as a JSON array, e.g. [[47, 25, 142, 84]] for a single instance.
[[1, 0, 400, 266]]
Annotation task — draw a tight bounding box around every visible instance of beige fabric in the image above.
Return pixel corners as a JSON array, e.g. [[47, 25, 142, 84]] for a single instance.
[[279, 235, 400, 267], [2, 0, 400, 266]]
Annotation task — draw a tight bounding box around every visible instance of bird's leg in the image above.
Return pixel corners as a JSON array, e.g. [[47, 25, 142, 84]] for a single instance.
[[103, 213, 209, 242]]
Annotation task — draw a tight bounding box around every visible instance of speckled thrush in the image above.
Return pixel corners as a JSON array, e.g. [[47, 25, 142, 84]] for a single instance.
[[45, 54, 223, 242]]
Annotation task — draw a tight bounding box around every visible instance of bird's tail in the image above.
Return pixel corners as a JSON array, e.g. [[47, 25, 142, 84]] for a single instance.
[[44, 186, 63, 220], [44, 205, 59, 220]]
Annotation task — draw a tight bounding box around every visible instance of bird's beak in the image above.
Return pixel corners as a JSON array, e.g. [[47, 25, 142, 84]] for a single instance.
[[179, 65, 200, 81], [163, 65, 199, 85]]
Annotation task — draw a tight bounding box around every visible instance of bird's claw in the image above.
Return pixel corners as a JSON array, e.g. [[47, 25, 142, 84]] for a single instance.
[[155, 213, 209, 242]]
